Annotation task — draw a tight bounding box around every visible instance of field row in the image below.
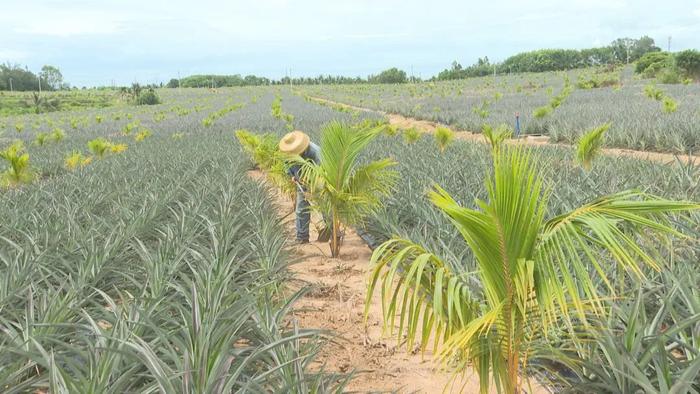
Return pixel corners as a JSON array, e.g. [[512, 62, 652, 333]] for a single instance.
[[298, 67, 700, 154]]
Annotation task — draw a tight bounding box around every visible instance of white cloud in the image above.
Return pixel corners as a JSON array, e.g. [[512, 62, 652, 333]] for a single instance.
[[694, 7, 700, 17], [0, 49, 29, 61], [16, 17, 122, 37]]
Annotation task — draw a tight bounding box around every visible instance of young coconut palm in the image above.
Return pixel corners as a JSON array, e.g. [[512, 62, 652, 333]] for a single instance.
[[403, 127, 422, 144], [0, 141, 36, 187], [576, 123, 610, 171], [482, 124, 513, 153], [296, 121, 398, 258], [87, 138, 112, 158], [366, 145, 698, 394], [435, 126, 455, 152]]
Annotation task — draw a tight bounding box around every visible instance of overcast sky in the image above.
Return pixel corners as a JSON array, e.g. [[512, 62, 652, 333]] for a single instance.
[[1, 0, 699, 86]]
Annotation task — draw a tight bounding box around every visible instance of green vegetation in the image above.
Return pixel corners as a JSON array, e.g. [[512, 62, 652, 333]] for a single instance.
[[0, 140, 36, 187], [402, 127, 421, 144], [1, 86, 698, 393], [434, 126, 455, 152], [438, 36, 659, 80], [482, 123, 512, 152], [0, 90, 119, 116], [296, 121, 398, 257], [366, 145, 698, 393], [576, 123, 610, 170]]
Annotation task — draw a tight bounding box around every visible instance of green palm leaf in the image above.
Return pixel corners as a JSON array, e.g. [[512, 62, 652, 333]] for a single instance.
[[297, 121, 398, 257], [366, 145, 699, 393], [576, 123, 610, 171]]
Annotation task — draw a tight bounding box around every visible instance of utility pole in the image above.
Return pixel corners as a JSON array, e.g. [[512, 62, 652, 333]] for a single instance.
[[38, 72, 42, 93], [8, 78, 12, 92], [177, 71, 181, 89]]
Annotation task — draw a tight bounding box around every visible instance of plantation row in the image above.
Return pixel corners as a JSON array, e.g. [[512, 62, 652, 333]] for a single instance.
[[298, 67, 700, 154], [1, 87, 699, 392], [0, 89, 381, 392]]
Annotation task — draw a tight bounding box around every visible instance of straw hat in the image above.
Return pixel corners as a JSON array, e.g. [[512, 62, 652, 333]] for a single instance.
[[279, 131, 310, 155]]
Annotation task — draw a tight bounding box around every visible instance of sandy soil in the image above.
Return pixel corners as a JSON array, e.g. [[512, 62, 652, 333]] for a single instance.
[[248, 170, 547, 394], [308, 96, 700, 166]]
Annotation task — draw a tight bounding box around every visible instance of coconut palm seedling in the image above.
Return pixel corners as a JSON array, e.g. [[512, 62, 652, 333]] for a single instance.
[[366, 145, 699, 394], [87, 138, 112, 159], [434, 126, 455, 152], [533, 105, 552, 119], [662, 96, 678, 114], [644, 84, 664, 101], [472, 101, 490, 119], [135, 129, 152, 142], [50, 128, 66, 142], [0, 141, 36, 187], [482, 124, 513, 153], [384, 124, 399, 137], [34, 132, 50, 146], [403, 127, 421, 144], [95, 115, 103, 124], [15, 123, 24, 133], [64, 151, 93, 170], [110, 143, 128, 154], [295, 121, 398, 258], [576, 123, 610, 171]]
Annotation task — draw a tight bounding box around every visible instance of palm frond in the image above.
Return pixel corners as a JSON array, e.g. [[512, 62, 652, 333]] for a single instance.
[[576, 123, 610, 171], [537, 189, 699, 319]]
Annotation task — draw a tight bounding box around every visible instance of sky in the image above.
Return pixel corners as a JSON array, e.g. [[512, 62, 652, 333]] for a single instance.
[[1, 0, 699, 87]]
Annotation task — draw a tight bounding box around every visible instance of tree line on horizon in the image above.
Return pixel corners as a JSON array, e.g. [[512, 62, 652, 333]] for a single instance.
[[2, 35, 699, 91]]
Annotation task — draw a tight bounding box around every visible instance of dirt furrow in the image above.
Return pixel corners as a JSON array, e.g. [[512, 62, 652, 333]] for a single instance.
[[247, 170, 489, 393]]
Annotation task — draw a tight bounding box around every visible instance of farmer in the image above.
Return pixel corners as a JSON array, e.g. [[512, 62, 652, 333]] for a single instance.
[[279, 131, 331, 244]]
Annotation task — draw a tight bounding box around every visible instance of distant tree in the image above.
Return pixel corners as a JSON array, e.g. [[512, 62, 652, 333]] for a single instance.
[[40, 65, 63, 90], [609, 37, 636, 63], [166, 78, 179, 88], [0, 63, 40, 91], [632, 36, 661, 60], [370, 67, 407, 84], [610, 36, 660, 63], [675, 49, 700, 78]]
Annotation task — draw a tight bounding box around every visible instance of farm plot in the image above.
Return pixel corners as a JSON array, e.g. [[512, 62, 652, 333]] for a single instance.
[[0, 88, 384, 392], [299, 67, 700, 154], [2, 86, 699, 392]]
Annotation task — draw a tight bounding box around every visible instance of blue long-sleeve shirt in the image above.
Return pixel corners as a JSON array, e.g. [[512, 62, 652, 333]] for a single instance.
[[287, 142, 321, 180]]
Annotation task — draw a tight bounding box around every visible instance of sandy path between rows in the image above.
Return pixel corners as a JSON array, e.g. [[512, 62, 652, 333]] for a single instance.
[[308, 96, 699, 166], [248, 170, 548, 393]]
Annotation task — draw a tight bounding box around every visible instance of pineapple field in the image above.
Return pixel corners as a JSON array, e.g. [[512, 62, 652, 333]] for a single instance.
[[1, 83, 699, 393]]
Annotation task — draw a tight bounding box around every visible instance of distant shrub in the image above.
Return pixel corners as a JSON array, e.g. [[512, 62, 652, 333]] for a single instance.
[[635, 52, 673, 75], [657, 67, 681, 84], [675, 49, 700, 79], [136, 89, 161, 105]]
